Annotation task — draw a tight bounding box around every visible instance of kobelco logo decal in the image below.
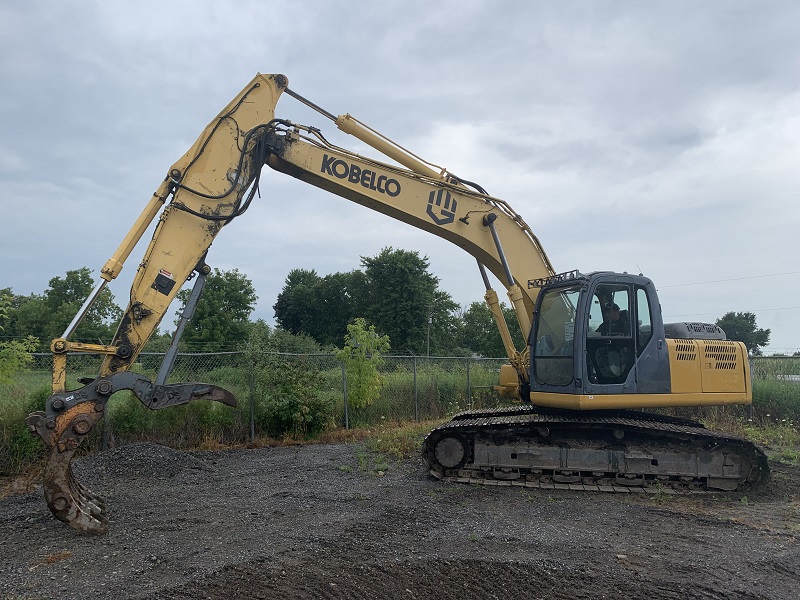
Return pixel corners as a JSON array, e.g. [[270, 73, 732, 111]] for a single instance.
[[321, 154, 401, 197], [426, 189, 457, 225]]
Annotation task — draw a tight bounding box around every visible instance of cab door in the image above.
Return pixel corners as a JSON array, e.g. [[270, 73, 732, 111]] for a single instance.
[[631, 282, 671, 393], [583, 276, 670, 395], [585, 282, 636, 392]]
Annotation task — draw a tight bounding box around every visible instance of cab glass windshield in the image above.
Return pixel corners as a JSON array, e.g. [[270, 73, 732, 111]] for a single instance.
[[533, 285, 580, 386]]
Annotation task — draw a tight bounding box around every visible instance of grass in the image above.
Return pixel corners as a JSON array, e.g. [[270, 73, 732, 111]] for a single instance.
[[0, 379, 50, 476], [2, 354, 799, 480], [362, 420, 441, 459], [741, 422, 800, 465]]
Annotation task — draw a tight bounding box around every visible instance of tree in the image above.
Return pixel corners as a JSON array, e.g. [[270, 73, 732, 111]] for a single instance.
[[458, 301, 526, 357], [273, 247, 461, 352], [334, 318, 390, 410], [243, 319, 321, 355], [715, 311, 770, 356], [175, 268, 257, 351], [0, 292, 37, 382], [362, 247, 458, 354], [273, 269, 366, 347], [273, 268, 321, 336], [1, 269, 122, 347], [312, 271, 368, 346], [426, 290, 462, 356], [269, 327, 322, 354]]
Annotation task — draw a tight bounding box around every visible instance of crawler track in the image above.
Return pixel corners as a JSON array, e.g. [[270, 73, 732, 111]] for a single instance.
[[422, 406, 769, 493]]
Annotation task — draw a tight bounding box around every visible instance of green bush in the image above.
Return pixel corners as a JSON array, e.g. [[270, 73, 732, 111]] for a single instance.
[[335, 319, 390, 410], [251, 357, 334, 438], [109, 392, 155, 439], [260, 392, 334, 438]]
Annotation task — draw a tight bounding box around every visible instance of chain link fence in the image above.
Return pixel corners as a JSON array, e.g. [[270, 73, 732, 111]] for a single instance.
[[18, 352, 799, 449], [5, 352, 796, 477], [23, 351, 510, 444], [749, 355, 800, 382]]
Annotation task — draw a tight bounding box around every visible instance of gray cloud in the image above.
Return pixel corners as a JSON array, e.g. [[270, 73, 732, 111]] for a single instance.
[[1, 0, 798, 352]]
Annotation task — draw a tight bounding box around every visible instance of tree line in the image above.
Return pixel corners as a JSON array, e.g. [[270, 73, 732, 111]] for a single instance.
[[0, 248, 525, 359], [272, 247, 525, 356], [0, 247, 776, 362]]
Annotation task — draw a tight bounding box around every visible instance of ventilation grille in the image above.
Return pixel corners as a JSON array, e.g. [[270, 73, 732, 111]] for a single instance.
[[675, 340, 697, 361], [704, 342, 739, 370]]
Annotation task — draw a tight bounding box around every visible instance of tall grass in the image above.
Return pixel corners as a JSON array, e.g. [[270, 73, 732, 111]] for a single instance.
[[3, 355, 798, 478], [752, 380, 800, 424], [0, 378, 50, 476]]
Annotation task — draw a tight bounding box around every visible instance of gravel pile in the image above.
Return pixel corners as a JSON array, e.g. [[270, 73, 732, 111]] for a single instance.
[[73, 442, 213, 483]]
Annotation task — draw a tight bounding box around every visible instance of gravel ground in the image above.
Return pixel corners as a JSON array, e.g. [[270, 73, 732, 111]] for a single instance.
[[1, 442, 799, 599]]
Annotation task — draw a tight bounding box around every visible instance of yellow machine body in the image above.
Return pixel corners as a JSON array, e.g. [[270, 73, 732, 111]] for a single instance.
[[28, 73, 768, 534]]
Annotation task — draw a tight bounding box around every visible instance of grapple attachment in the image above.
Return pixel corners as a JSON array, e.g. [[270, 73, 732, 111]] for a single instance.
[[26, 372, 236, 535]]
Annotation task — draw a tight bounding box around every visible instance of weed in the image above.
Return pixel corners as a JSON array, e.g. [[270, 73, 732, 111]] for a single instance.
[[374, 459, 390, 473], [363, 421, 442, 459], [356, 451, 370, 471], [650, 484, 674, 503], [776, 449, 800, 465]]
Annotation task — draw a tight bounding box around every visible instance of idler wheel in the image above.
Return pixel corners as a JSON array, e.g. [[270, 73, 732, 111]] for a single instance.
[[434, 436, 467, 469]]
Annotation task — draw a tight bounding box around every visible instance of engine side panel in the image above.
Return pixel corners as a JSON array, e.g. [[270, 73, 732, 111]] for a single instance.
[[667, 339, 751, 401]]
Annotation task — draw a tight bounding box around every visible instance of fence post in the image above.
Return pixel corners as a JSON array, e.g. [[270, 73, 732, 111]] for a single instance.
[[748, 357, 755, 421], [413, 354, 419, 422], [341, 362, 349, 429], [249, 367, 255, 443], [466, 356, 471, 410]]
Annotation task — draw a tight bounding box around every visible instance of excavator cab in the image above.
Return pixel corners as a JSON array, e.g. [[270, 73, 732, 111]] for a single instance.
[[529, 271, 672, 408]]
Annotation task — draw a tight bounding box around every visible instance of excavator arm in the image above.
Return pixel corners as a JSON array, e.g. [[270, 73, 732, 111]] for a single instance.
[[27, 73, 288, 533], [28, 73, 558, 533]]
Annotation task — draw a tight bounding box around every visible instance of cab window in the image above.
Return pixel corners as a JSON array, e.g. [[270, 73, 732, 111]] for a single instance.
[[586, 284, 634, 385], [636, 286, 653, 353], [533, 286, 580, 386], [588, 285, 631, 338]]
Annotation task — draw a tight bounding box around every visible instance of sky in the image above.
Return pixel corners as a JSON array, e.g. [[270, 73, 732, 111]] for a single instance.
[[1, 1, 799, 354]]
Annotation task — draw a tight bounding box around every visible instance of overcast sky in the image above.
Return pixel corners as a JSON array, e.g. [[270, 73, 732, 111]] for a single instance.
[[1, 1, 798, 353]]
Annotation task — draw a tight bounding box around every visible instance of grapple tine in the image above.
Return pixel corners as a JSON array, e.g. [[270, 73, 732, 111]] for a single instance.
[[28, 404, 109, 534], [67, 464, 105, 510], [43, 447, 109, 535]]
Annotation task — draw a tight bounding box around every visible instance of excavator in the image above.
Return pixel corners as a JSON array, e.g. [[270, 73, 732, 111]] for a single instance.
[[26, 73, 768, 534]]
